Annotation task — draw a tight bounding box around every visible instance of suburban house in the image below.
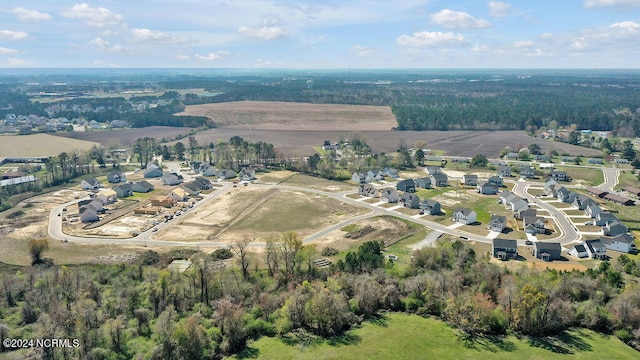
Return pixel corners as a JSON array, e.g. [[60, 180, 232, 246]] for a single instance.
[[516, 208, 537, 220], [504, 152, 518, 159], [523, 216, 546, 234], [161, 172, 184, 186], [78, 199, 104, 213], [424, 166, 442, 175], [461, 174, 478, 186], [584, 239, 607, 260], [477, 182, 498, 195], [549, 170, 571, 182], [400, 193, 421, 209], [96, 189, 117, 205], [555, 186, 571, 202], [143, 167, 163, 178], [487, 176, 504, 187], [599, 233, 635, 253], [359, 184, 378, 197], [366, 170, 384, 182], [131, 181, 154, 193], [193, 177, 212, 190], [497, 165, 512, 178], [107, 171, 126, 183], [573, 195, 594, 210], [382, 168, 399, 178], [586, 203, 603, 218], [452, 208, 477, 225], [381, 188, 400, 203], [594, 212, 617, 226], [533, 242, 562, 261], [182, 183, 200, 197], [415, 177, 432, 189], [321, 140, 337, 150], [190, 161, 203, 171], [588, 158, 604, 165], [419, 199, 441, 215], [396, 179, 416, 193], [492, 238, 518, 260], [113, 183, 133, 198], [603, 220, 628, 237], [79, 204, 100, 223], [534, 154, 551, 161], [487, 214, 507, 233], [150, 196, 176, 208], [217, 169, 237, 180], [519, 167, 536, 179], [430, 173, 448, 187], [615, 158, 630, 165], [199, 164, 217, 176], [569, 244, 589, 258], [239, 168, 256, 181], [509, 197, 529, 213], [352, 172, 366, 184], [169, 188, 189, 202], [81, 177, 101, 190]]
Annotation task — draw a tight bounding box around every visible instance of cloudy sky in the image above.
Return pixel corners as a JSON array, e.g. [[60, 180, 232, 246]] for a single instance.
[[1, 0, 639, 68]]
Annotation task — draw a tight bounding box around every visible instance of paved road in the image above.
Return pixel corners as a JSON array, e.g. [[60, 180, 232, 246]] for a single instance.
[[600, 167, 620, 192], [511, 180, 580, 245]]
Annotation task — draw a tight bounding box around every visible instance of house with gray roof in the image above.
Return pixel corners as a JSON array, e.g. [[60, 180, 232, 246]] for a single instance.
[[131, 181, 154, 193], [182, 183, 200, 196], [497, 165, 512, 178], [239, 168, 256, 181], [533, 242, 562, 261], [161, 172, 184, 186], [586, 203, 603, 218], [199, 163, 217, 177], [487, 176, 503, 187], [519, 167, 536, 179], [585, 239, 607, 260], [488, 214, 507, 233], [218, 169, 237, 180], [430, 173, 448, 187], [359, 184, 378, 197], [81, 177, 102, 190], [599, 233, 635, 254], [419, 199, 441, 215], [453, 208, 477, 225], [113, 184, 133, 198], [352, 172, 367, 184], [382, 168, 399, 178], [396, 179, 416, 193], [461, 174, 478, 186], [401, 193, 421, 209], [381, 188, 400, 203], [107, 171, 126, 183], [477, 182, 498, 195], [79, 204, 99, 223], [523, 216, 546, 234], [573, 195, 594, 210], [366, 170, 384, 182], [594, 212, 617, 226], [193, 177, 212, 190], [143, 167, 163, 178], [569, 244, 589, 258], [424, 166, 443, 175], [603, 220, 628, 237], [415, 177, 431, 189], [492, 238, 518, 260]]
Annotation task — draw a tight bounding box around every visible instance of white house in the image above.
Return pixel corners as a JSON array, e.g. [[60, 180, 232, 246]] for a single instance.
[[452, 208, 477, 225], [81, 177, 101, 190]]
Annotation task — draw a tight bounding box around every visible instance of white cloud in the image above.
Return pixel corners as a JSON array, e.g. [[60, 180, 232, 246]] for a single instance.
[[351, 45, 375, 57], [195, 50, 231, 61], [131, 29, 189, 44], [299, 35, 327, 46], [472, 44, 491, 52], [176, 55, 191, 60], [585, 0, 640, 8], [397, 31, 467, 48], [7, 58, 33, 66], [488, 1, 512, 18], [0, 47, 19, 55], [0, 30, 28, 40], [87, 38, 127, 53], [62, 3, 123, 27], [512, 40, 534, 48], [238, 26, 287, 40], [11, 7, 52, 22], [429, 9, 491, 30]]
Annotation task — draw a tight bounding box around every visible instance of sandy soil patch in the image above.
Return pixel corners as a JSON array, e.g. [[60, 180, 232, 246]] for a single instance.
[[177, 101, 396, 131], [311, 217, 412, 251], [0, 133, 99, 157]]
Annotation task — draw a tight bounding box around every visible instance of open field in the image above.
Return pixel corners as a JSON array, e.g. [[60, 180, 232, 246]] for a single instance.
[[237, 312, 638, 360], [177, 101, 397, 131], [554, 166, 604, 187], [0, 133, 99, 157], [54, 126, 189, 147]]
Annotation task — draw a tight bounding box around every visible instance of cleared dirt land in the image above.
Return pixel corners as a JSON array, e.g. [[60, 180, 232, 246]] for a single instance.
[[154, 186, 367, 243], [54, 126, 188, 147], [0, 133, 99, 157], [176, 101, 397, 131]]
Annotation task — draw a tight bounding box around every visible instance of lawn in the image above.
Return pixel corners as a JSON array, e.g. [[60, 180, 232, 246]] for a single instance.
[[615, 170, 640, 190], [554, 166, 604, 187], [233, 312, 639, 360]]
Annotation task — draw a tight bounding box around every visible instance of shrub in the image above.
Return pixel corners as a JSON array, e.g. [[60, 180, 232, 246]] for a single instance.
[[6, 210, 25, 219], [321, 247, 339, 257], [211, 248, 233, 260]]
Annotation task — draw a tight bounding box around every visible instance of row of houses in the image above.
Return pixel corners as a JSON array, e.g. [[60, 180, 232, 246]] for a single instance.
[[491, 238, 563, 261], [351, 168, 400, 184], [358, 184, 442, 215]]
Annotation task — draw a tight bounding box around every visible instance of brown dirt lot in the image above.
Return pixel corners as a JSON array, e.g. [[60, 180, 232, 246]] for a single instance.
[[54, 126, 188, 147], [176, 101, 397, 131], [0, 133, 99, 157]]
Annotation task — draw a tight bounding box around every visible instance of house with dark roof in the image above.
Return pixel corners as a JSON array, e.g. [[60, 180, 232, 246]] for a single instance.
[[585, 239, 607, 260], [594, 212, 617, 226], [588, 158, 604, 165], [199, 163, 217, 176], [415, 177, 432, 189], [452, 208, 477, 225], [430, 173, 448, 187], [401, 193, 421, 209], [461, 174, 478, 186], [79, 204, 99, 223], [182, 183, 200, 196], [239, 168, 256, 181], [396, 179, 416, 193], [78, 199, 104, 213], [599, 233, 635, 253], [359, 184, 378, 197], [487, 214, 507, 233], [603, 220, 628, 237], [81, 177, 101, 190], [533, 242, 562, 261], [113, 183, 133, 198], [476, 182, 498, 195], [569, 244, 589, 258], [217, 169, 237, 180], [131, 181, 154, 193], [161, 172, 184, 185], [520, 167, 536, 179], [523, 216, 546, 234], [549, 170, 571, 182], [573, 195, 594, 210], [497, 165, 512, 178], [516, 208, 537, 220], [107, 171, 126, 183], [419, 199, 441, 215], [424, 166, 442, 175], [487, 176, 503, 187], [492, 238, 518, 260], [193, 177, 212, 190], [586, 203, 603, 218], [366, 170, 384, 182], [143, 167, 163, 178], [352, 172, 366, 184], [381, 188, 400, 203], [382, 168, 399, 178]]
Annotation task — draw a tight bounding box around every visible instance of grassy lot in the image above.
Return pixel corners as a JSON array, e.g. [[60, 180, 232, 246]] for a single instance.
[[615, 170, 640, 190], [234, 312, 639, 360], [281, 173, 355, 192], [554, 165, 604, 186], [563, 209, 587, 216]]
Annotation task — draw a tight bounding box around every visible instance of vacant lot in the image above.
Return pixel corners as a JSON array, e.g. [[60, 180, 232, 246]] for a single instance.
[[177, 101, 397, 131], [54, 126, 190, 147], [0, 133, 99, 157]]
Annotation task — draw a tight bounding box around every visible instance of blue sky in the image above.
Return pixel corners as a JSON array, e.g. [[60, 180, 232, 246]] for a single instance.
[[1, 0, 639, 68]]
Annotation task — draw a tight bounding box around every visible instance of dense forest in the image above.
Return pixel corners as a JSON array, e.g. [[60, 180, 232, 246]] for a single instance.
[[2, 236, 640, 359]]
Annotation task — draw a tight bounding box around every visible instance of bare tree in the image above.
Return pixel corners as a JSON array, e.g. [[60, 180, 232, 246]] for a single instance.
[[265, 237, 280, 276], [231, 236, 251, 279]]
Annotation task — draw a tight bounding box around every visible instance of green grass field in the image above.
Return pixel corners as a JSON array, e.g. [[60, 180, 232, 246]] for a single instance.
[[554, 166, 604, 187], [233, 313, 639, 360]]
